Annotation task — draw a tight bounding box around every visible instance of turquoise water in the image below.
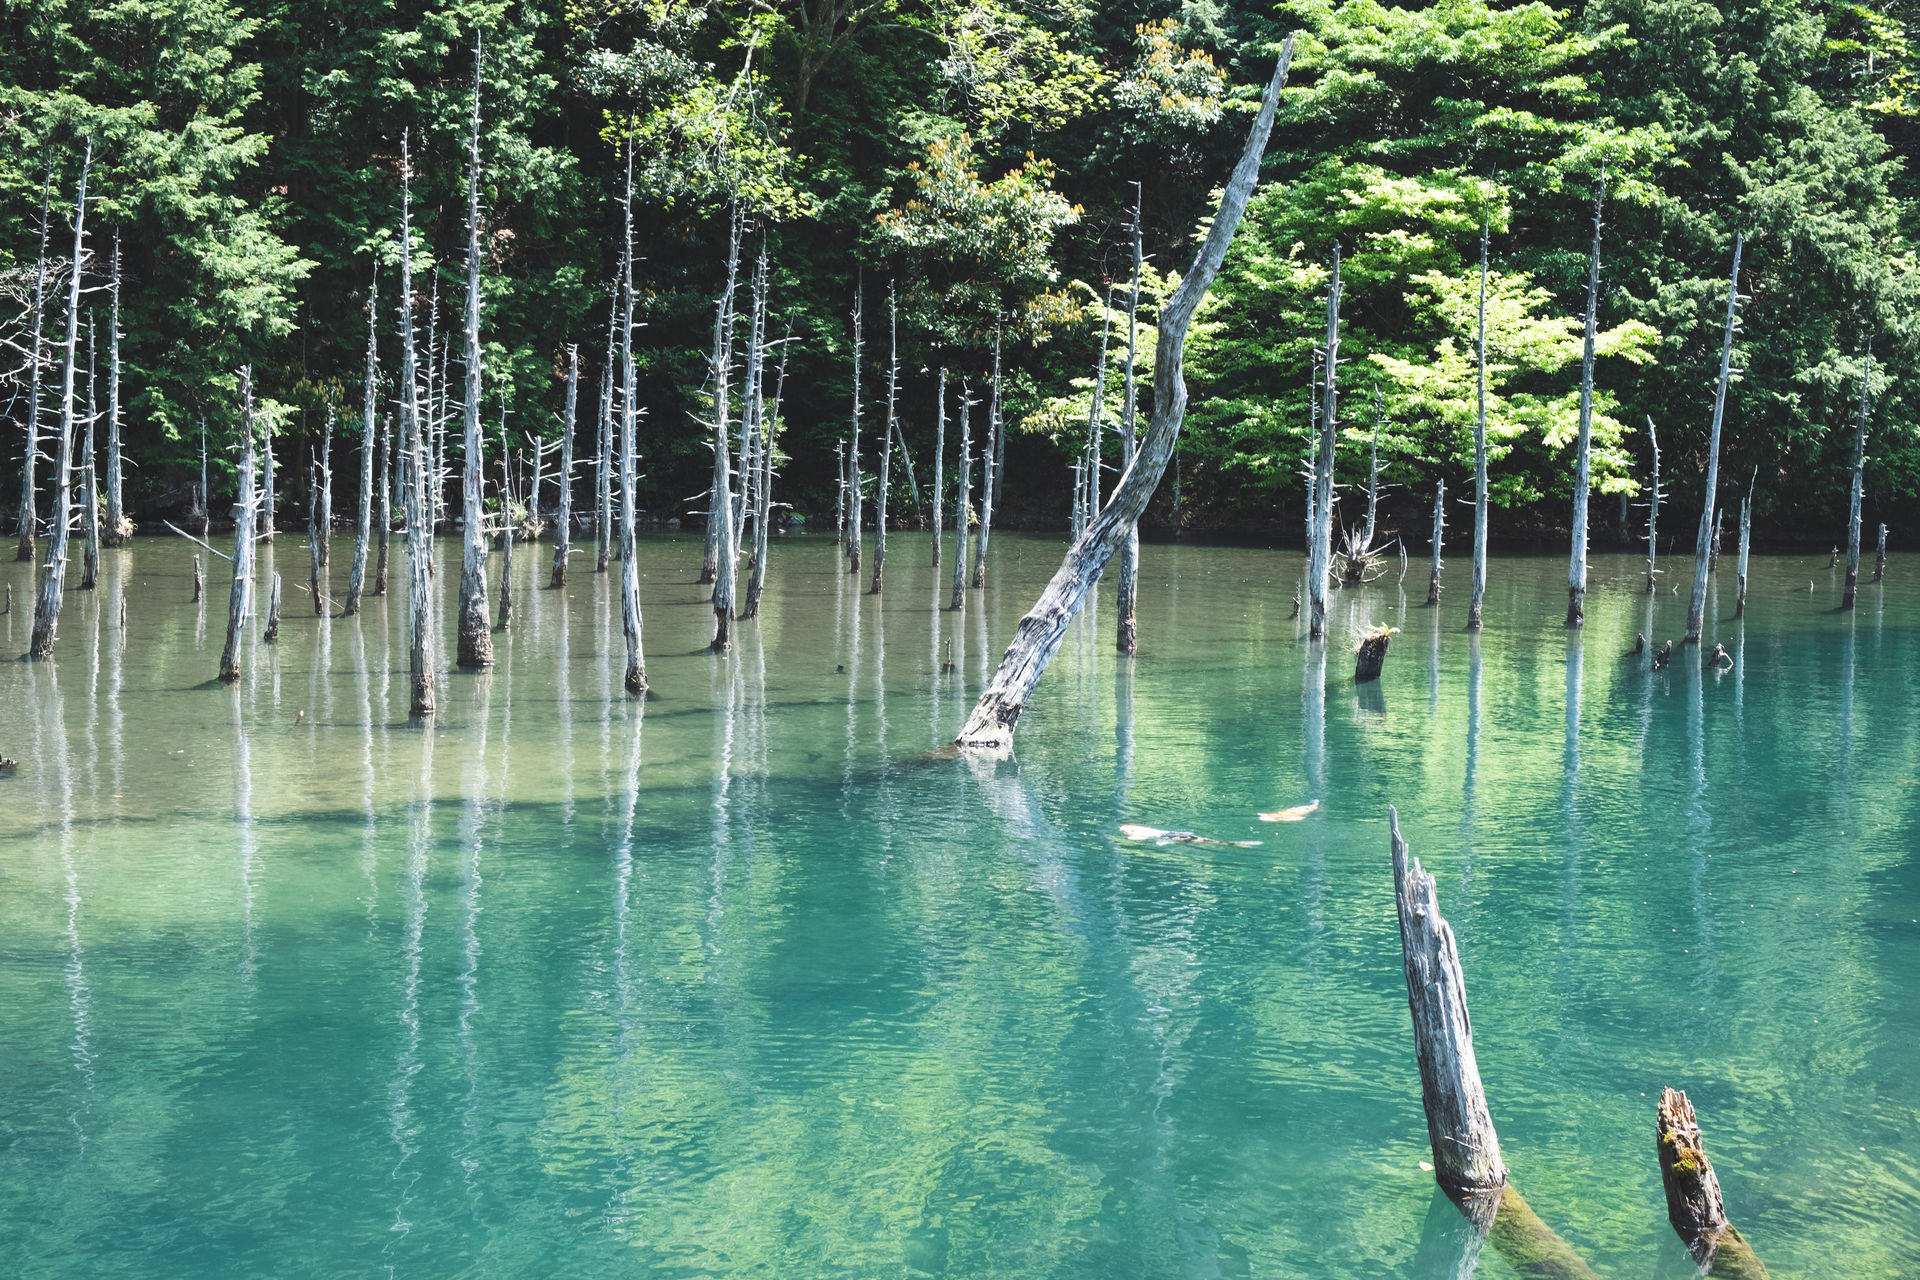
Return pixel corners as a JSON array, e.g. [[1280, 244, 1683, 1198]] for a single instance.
[[1, 533, 1916, 1278]]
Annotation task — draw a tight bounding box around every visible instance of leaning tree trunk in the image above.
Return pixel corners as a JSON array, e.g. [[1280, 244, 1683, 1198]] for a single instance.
[[550, 346, 579, 588], [16, 172, 52, 564], [1307, 248, 1341, 640], [872, 284, 897, 594], [345, 268, 378, 615], [1567, 172, 1605, 627], [218, 368, 258, 683], [456, 41, 492, 668], [1736, 470, 1754, 616], [28, 141, 90, 661], [1656, 1089, 1771, 1279], [971, 322, 1003, 590], [949, 383, 973, 612], [1687, 235, 1743, 643], [954, 40, 1295, 754], [616, 149, 647, 695], [931, 366, 946, 569], [1117, 188, 1144, 654], [1468, 221, 1490, 631], [398, 130, 436, 717], [1427, 478, 1445, 605], [102, 231, 130, 545], [1843, 339, 1872, 610]]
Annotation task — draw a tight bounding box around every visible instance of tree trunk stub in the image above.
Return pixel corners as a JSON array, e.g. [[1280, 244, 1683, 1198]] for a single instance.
[[1356, 630, 1390, 683], [1656, 1087, 1770, 1279]]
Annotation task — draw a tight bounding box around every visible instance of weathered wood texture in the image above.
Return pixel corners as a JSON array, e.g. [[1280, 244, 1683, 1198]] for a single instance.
[[456, 42, 493, 669], [218, 368, 257, 683], [931, 368, 946, 569], [953, 40, 1294, 754], [15, 175, 52, 564], [1844, 342, 1872, 610], [1688, 236, 1742, 642], [949, 386, 972, 612], [399, 131, 437, 718], [1116, 199, 1143, 654], [346, 269, 378, 615], [1468, 223, 1490, 631], [1355, 630, 1390, 682], [1427, 479, 1445, 605], [550, 346, 578, 588], [615, 150, 647, 696], [28, 141, 90, 660], [971, 324, 1003, 589], [1657, 1087, 1770, 1279], [1567, 174, 1604, 628], [102, 233, 131, 545], [1307, 249, 1340, 639]]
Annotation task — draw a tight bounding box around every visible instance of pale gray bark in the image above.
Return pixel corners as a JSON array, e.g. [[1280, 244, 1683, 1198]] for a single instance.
[[1117, 187, 1143, 654], [954, 40, 1295, 753], [15, 170, 52, 563], [597, 293, 615, 572], [103, 232, 129, 545], [1736, 470, 1754, 616], [218, 367, 257, 683], [29, 141, 90, 660], [1307, 248, 1340, 640], [743, 325, 785, 619], [260, 404, 276, 541], [950, 383, 972, 612], [456, 40, 493, 668], [399, 131, 437, 717], [1084, 287, 1112, 535], [931, 366, 946, 568], [703, 211, 743, 588], [551, 346, 579, 588], [80, 311, 98, 591], [1844, 340, 1872, 609], [1427, 478, 1445, 605], [496, 438, 514, 632], [346, 267, 378, 615], [1468, 222, 1489, 631], [311, 411, 332, 614], [1687, 235, 1742, 643], [1567, 172, 1604, 627], [1645, 416, 1661, 594], [847, 286, 864, 576], [872, 283, 896, 593], [1875, 521, 1886, 583], [375, 412, 390, 596], [616, 149, 647, 695], [971, 322, 1002, 589]]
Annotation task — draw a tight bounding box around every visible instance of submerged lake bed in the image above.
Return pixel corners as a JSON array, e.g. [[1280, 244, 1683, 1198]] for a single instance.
[[2, 533, 1916, 1278]]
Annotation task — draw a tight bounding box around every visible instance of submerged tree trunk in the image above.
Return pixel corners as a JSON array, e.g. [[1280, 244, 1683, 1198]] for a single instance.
[[496, 512, 513, 631], [1656, 1089, 1771, 1279], [872, 283, 897, 594], [399, 131, 437, 718], [1118, 188, 1144, 654], [374, 414, 391, 597], [1736, 470, 1754, 616], [1687, 235, 1743, 643], [1568, 173, 1605, 627], [264, 570, 281, 644], [550, 346, 579, 588], [1427, 478, 1445, 605], [1843, 340, 1872, 610], [702, 211, 743, 587], [847, 287, 864, 578], [950, 383, 973, 612], [616, 149, 647, 696], [931, 367, 946, 569], [103, 231, 130, 545], [218, 368, 257, 683], [456, 41, 492, 669], [80, 312, 99, 591], [954, 41, 1295, 754], [260, 407, 276, 542], [971, 322, 1002, 589], [311, 414, 333, 615], [28, 141, 90, 661], [1875, 523, 1887, 583], [192, 554, 203, 603], [743, 331, 786, 620], [346, 269, 378, 615], [1084, 284, 1112, 539], [1468, 221, 1490, 631], [1645, 416, 1661, 593], [16, 172, 52, 564], [1308, 248, 1341, 640]]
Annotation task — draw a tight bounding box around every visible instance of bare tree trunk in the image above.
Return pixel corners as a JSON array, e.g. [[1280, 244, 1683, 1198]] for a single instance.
[[1117, 186, 1143, 654], [931, 366, 946, 568], [550, 345, 579, 588], [971, 322, 1002, 589], [616, 149, 647, 695], [1342, 392, 1382, 585], [16, 170, 52, 563], [456, 41, 492, 668], [312, 411, 333, 614], [197, 418, 210, 537], [103, 231, 130, 545], [1468, 221, 1489, 631], [835, 440, 847, 552], [597, 295, 615, 572], [1687, 235, 1743, 643], [848, 285, 864, 577], [496, 493, 513, 632], [1656, 1089, 1771, 1279], [954, 41, 1295, 753], [1843, 339, 1872, 609], [375, 413, 390, 597], [1645, 416, 1661, 593], [1427, 478, 1445, 605], [1308, 249, 1340, 640], [950, 383, 972, 611], [734, 251, 767, 563], [872, 283, 896, 593], [744, 325, 786, 620], [399, 131, 437, 718], [1736, 469, 1754, 616], [264, 570, 281, 644], [346, 268, 377, 615], [1567, 173, 1605, 627], [28, 141, 90, 660], [80, 311, 99, 591], [218, 367, 257, 683], [260, 407, 275, 542], [1874, 522, 1886, 582], [192, 554, 203, 603], [702, 211, 744, 587], [1084, 286, 1112, 537]]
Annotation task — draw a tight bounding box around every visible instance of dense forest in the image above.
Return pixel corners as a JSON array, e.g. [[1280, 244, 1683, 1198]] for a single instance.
[[2, 0, 1914, 546]]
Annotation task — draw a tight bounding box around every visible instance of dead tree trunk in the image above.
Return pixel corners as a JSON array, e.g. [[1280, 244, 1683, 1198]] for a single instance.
[[218, 367, 257, 683], [456, 41, 492, 668], [1567, 173, 1605, 627], [375, 413, 391, 596], [950, 382, 973, 612], [311, 412, 333, 615], [743, 327, 786, 620], [1656, 1089, 1771, 1279], [1874, 523, 1886, 582], [1687, 235, 1743, 643], [1645, 416, 1661, 594], [734, 250, 767, 566], [550, 345, 579, 588], [102, 231, 130, 545], [1342, 390, 1383, 585], [931, 366, 946, 569], [1843, 339, 1872, 610], [16, 172, 53, 563], [835, 440, 847, 553], [1118, 186, 1144, 654], [1427, 478, 1445, 605], [971, 321, 1002, 589], [616, 148, 647, 696], [260, 406, 276, 542], [872, 283, 897, 594], [399, 131, 437, 718], [1468, 221, 1490, 631], [1084, 285, 1112, 537], [28, 140, 90, 661], [496, 498, 513, 632], [597, 297, 615, 572], [264, 570, 281, 643], [847, 287, 864, 577], [1355, 628, 1389, 682], [954, 41, 1295, 753], [1736, 470, 1754, 616], [1308, 248, 1341, 640], [192, 554, 203, 602], [703, 210, 744, 587], [80, 311, 99, 591], [346, 268, 378, 615]]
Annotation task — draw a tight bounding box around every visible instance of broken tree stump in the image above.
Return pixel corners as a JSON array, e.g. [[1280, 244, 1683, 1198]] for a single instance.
[[1356, 626, 1392, 683], [1656, 1088, 1769, 1279], [1874, 524, 1886, 583], [192, 554, 203, 603]]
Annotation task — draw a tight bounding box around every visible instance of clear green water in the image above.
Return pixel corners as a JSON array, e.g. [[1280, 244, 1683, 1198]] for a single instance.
[[1, 533, 1916, 1278]]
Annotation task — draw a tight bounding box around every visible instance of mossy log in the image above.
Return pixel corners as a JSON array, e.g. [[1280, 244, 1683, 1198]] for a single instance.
[[1656, 1088, 1770, 1279]]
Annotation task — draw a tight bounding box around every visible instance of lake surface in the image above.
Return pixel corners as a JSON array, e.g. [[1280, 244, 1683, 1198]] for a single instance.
[[2, 531, 1916, 1278]]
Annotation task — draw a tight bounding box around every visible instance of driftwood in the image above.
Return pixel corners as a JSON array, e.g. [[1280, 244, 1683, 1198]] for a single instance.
[[455, 40, 493, 669], [953, 39, 1295, 755], [1468, 221, 1490, 631], [218, 368, 257, 682], [1843, 341, 1872, 610], [1656, 1088, 1770, 1278], [1687, 235, 1742, 642], [1567, 172, 1604, 628]]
